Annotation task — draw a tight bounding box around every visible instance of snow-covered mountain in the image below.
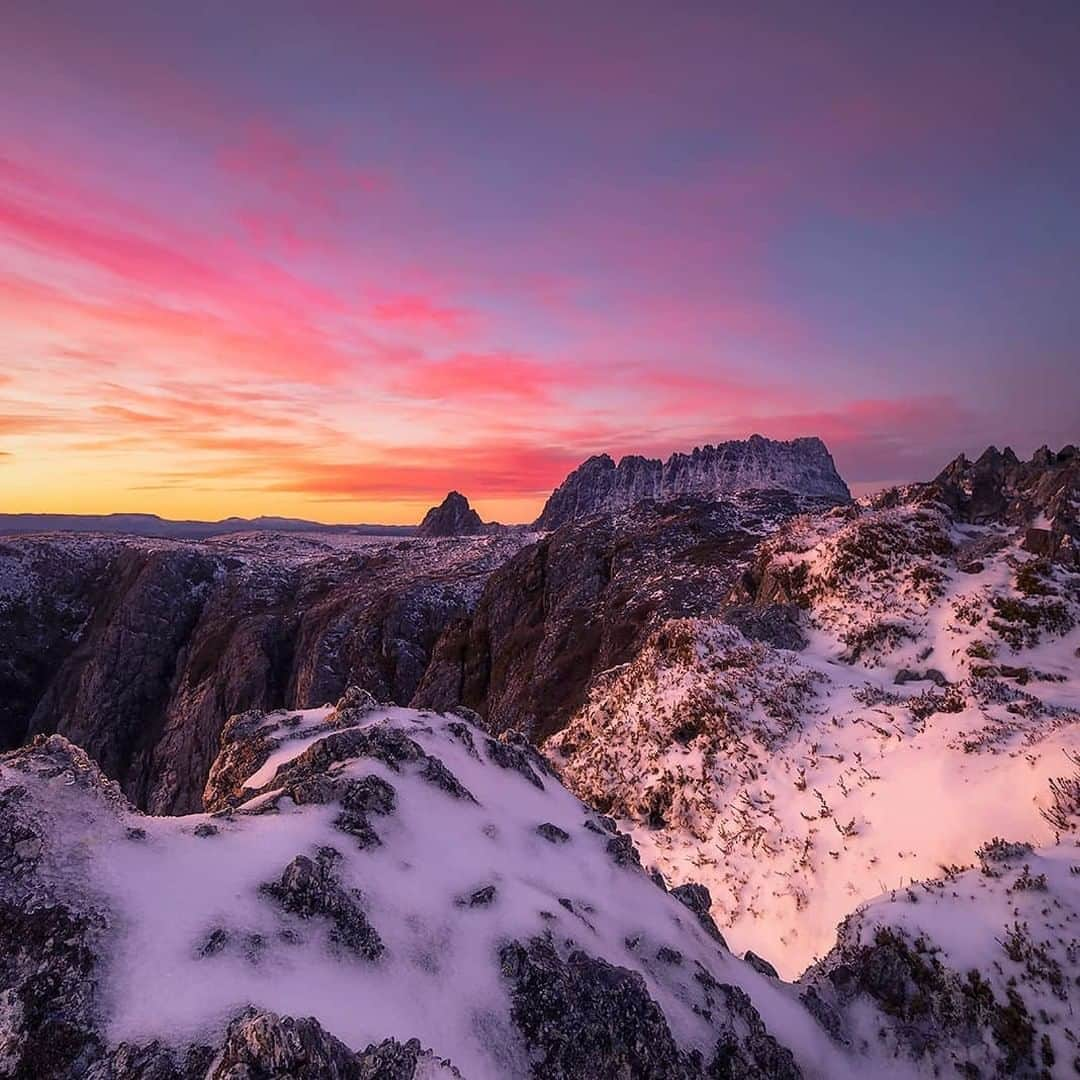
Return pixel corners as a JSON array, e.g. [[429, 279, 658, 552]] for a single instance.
[[534, 435, 851, 530], [548, 447, 1080, 982], [0, 699, 855, 1080], [6, 694, 1074, 1079], [2, 441, 1078, 1077]]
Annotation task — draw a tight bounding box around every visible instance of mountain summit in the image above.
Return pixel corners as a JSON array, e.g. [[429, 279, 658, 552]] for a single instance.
[[417, 491, 489, 537], [534, 434, 850, 530]]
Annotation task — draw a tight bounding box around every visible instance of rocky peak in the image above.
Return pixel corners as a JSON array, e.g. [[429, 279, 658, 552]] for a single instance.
[[927, 443, 1079, 561], [534, 435, 850, 530], [417, 492, 489, 537]]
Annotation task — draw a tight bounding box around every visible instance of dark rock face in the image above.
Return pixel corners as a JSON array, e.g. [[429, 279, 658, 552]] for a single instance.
[[260, 848, 384, 960], [0, 533, 518, 813], [720, 604, 806, 650], [923, 444, 1079, 563], [417, 492, 490, 538], [0, 899, 106, 1079], [499, 935, 699, 1079], [210, 1009, 409, 1079], [671, 883, 728, 948], [705, 983, 802, 1080], [415, 495, 804, 742], [534, 435, 850, 530]]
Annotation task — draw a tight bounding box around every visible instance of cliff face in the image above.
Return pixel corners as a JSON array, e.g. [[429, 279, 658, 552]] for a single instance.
[[534, 435, 850, 530], [414, 490, 812, 741], [0, 532, 525, 814]]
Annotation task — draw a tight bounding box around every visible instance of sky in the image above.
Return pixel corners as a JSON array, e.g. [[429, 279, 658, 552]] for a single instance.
[[1, 2, 1078, 524]]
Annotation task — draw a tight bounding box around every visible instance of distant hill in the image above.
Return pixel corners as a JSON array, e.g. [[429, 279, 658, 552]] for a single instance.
[[0, 512, 416, 540]]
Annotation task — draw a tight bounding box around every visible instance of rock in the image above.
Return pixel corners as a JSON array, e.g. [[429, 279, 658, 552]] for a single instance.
[[417, 492, 490, 538], [894, 668, 949, 687], [534, 435, 850, 530], [0, 532, 519, 814], [721, 604, 807, 650], [671, 883, 728, 948], [743, 951, 779, 979], [456, 885, 497, 908], [798, 987, 847, 1044], [927, 444, 1080, 561], [420, 755, 477, 802], [484, 737, 545, 789], [414, 496, 789, 743], [499, 935, 699, 1079], [209, 1008, 381, 1078], [605, 832, 642, 869], [259, 851, 383, 960], [1022, 527, 1055, 558], [536, 822, 570, 843], [707, 983, 802, 1079], [192, 822, 218, 838], [0, 899, 106, 1079], [341, 775, 397, 817], [86, 1040, 214, 1079]]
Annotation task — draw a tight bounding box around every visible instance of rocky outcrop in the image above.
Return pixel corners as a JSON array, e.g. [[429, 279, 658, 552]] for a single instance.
[[919, 443, 1079, 564], [417, 492, 492, 538], [534, 435, 850, 530], [499, 935, 704, 1078]]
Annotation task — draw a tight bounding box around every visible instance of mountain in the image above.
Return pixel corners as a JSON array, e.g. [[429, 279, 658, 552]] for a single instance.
[[0, 442, 1078, 1077], [417, 491, 492, 537], [534, 434, 851, 530], [5, 694, 1074, 1079], [0, 512, 416, 540], [547, 443, 1080, 977], [414, 490, 811, 740]]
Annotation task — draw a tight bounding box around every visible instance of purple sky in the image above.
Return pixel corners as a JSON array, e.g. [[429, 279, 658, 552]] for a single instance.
[[1, 1, 1077, 521]]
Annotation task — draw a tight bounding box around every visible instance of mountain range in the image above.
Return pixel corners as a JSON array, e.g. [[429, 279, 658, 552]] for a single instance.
[[1, 437, 1077, 1078]]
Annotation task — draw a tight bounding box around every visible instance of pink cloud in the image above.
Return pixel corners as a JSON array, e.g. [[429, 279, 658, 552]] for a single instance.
[[392, 352, 585, 404], [369, 294, 473, 333]]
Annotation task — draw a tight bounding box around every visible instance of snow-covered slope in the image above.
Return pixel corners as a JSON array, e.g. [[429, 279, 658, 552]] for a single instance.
[[805, 835, 1080, 1077], [549, 501, 1080, 978], [1, 697, 873, 1080]]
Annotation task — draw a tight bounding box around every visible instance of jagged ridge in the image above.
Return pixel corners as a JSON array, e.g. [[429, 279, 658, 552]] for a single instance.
[[534, 435, 851, 530]]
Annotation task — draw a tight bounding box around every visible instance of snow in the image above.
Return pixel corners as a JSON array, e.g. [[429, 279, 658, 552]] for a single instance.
[[550, 505, 1080, 979], [5, 707, 884, 1079]]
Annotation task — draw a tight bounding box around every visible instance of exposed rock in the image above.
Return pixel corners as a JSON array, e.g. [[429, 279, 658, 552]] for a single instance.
[[499, 935, 699, 1079], [417, 492, 492, 537], [456, 884, 497, 908], [260, 850, 384, 960], [415, 494, 805, 742], [743, 951, 779, 979], [535, 822, 570, 843], [706, 982, 802, 1080], [923, 444, 1079, 564], [721, 603, 806, 650], [0, 900, 106, 1079], [534, 435, 850, 530], [670, 883, 728, 948], [210, 1008, 418, 1079], [0, 531, 525, 814], [893, 667, 948, 687]]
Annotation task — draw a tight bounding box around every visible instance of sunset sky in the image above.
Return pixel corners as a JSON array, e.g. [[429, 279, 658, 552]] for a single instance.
[[2, 3, 1078, 524]]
